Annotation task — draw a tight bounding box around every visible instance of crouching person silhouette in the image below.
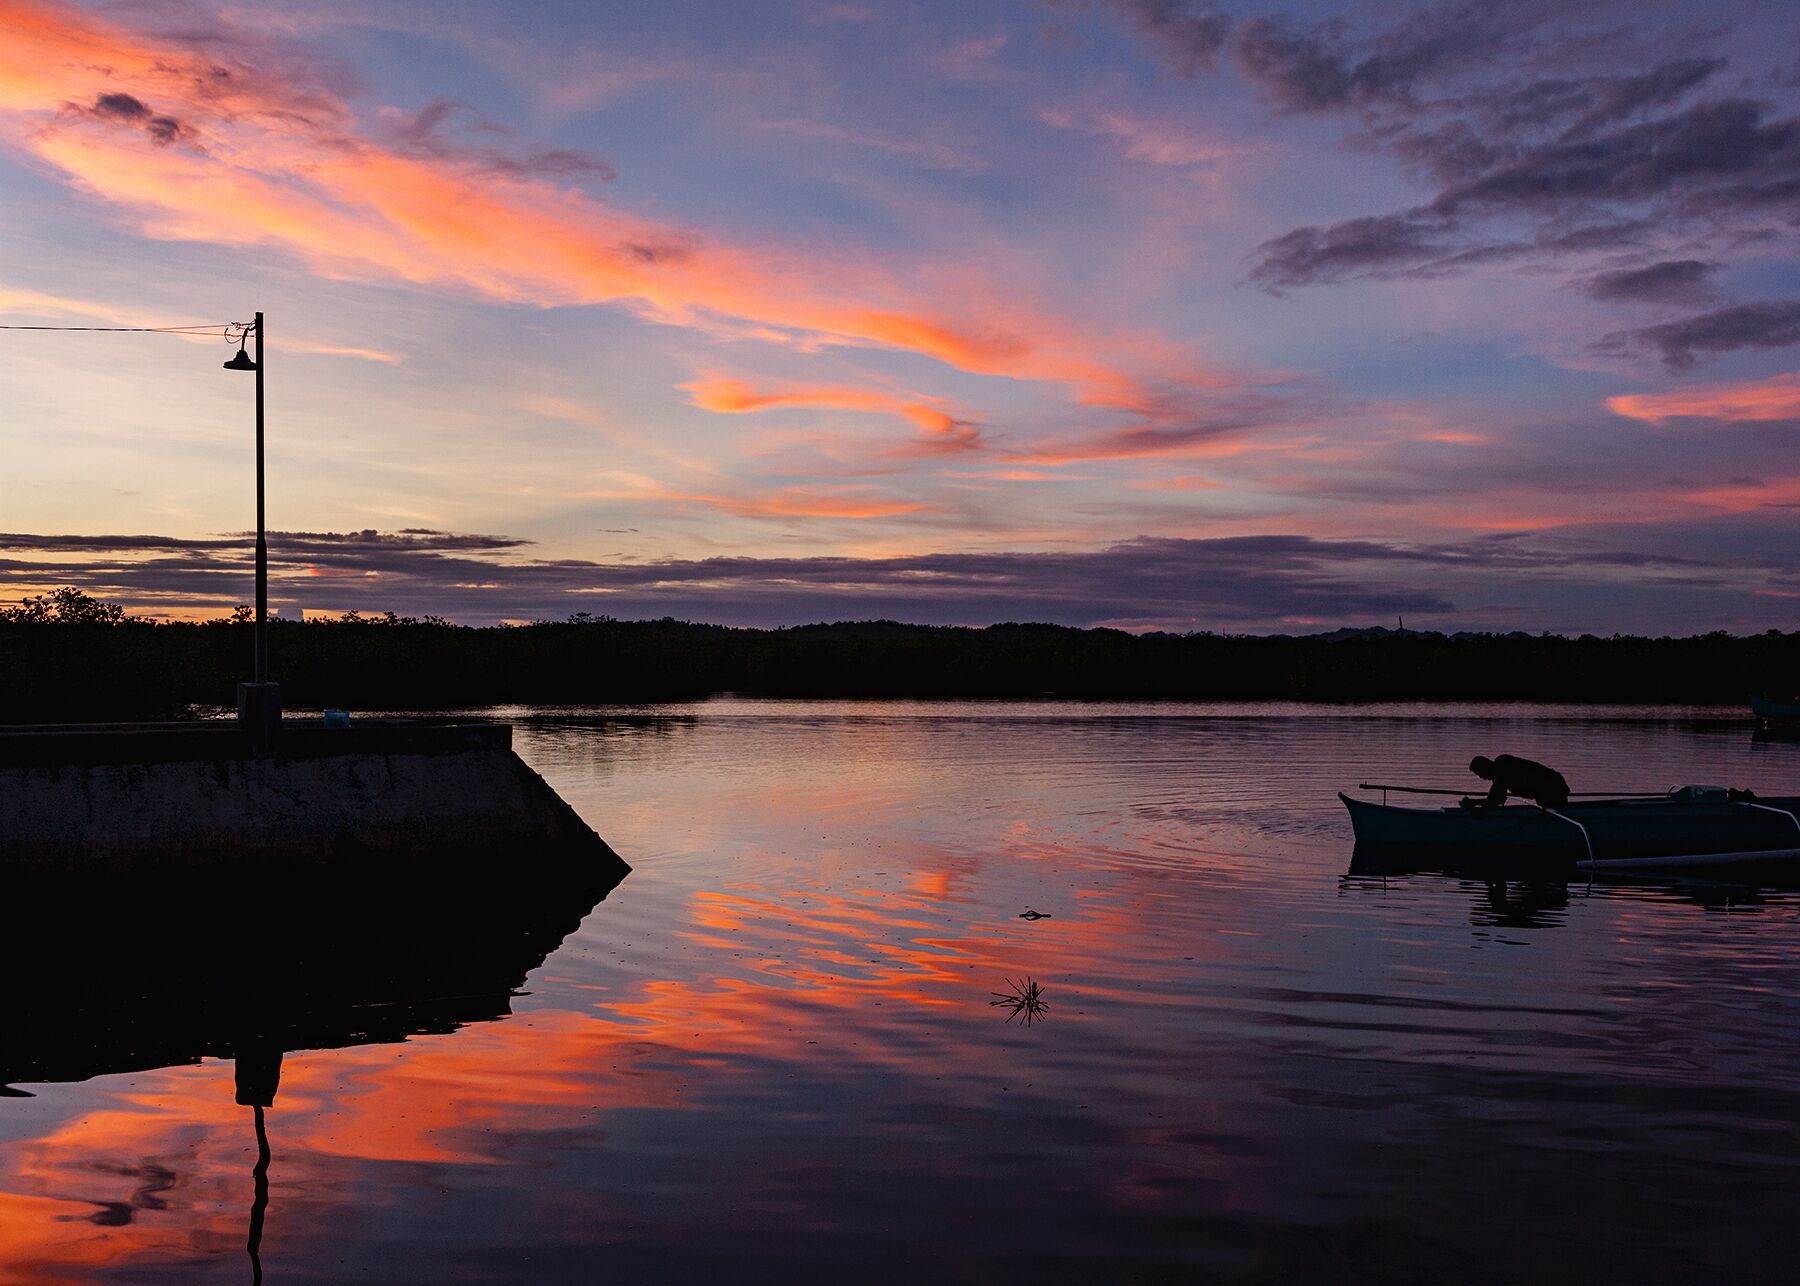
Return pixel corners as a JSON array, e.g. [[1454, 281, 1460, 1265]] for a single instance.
[[1466, 754, 1570, 812]]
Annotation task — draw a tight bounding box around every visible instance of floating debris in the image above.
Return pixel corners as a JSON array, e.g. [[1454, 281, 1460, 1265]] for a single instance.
[[1018, 909, 1050, 920], [989, 976, 1048, 1025]]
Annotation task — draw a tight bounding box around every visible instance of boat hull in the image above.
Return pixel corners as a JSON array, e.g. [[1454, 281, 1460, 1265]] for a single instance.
[[1751, 695, 1800, 724], [1340, 792, 1800, 860]]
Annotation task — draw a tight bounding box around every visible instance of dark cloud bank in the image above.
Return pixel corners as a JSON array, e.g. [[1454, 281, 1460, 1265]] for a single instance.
[[74, 91, 191, 146], [1584, 259, 1718, 306], [1596, 300, 1800, 371], [1106, 0, 1800, 368], [0, 528, 1775, 633]]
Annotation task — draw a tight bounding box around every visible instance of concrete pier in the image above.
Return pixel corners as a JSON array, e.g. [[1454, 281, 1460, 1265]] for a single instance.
[[0, 719, 626, 878]]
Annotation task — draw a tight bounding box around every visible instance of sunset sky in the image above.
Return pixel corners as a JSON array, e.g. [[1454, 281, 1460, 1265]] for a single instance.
[[3, 0, 1799, 631]]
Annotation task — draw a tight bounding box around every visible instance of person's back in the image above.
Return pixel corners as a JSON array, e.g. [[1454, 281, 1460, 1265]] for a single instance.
[[1468, 754, 1570, 810]]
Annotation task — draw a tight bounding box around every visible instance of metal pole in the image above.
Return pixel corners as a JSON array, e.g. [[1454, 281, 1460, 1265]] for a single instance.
[[254, 311, 267, 683]]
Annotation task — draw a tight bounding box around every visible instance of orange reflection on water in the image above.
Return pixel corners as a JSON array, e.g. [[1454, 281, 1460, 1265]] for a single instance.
[[622, 839, 1211, 1038], [0, 826, 1222, 1283], [1, 1073, 278, 1285], [0, 1012, 688, 1281]]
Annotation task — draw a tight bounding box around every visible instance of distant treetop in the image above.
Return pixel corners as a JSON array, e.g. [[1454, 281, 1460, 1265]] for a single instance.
[[0, 587, 135, 625]]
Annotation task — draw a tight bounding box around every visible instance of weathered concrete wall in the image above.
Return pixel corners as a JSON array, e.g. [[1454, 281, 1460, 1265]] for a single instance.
[[0, 721, 627, 876]]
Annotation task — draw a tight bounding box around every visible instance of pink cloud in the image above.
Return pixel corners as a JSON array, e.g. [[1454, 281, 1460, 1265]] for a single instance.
[[1040, 106, 1245, 169], [1017, 426, 1267, 466], [944, 468, 1070, 482], [1128, 474, 1224, 491], [0, 0, 1226, 419], [1607, 372, 1800, 424]]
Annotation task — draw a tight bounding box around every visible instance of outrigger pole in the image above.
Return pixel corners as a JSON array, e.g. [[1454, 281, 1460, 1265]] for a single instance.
[[1356, 783, 1669, 798]]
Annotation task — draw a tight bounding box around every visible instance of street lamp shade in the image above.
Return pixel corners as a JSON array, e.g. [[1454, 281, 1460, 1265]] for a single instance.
[[224, 344, 257, 371]]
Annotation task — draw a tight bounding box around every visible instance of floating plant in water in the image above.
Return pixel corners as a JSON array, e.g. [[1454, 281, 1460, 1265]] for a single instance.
[[990, 976, 1048, 1025]]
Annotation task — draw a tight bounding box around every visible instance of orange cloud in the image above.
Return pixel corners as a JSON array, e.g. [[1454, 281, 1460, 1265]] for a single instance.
[[892, 403, 979, 448], [683, 376, 984, 455], [944, 468, 1071, 482], [0, 0, 1220, 413], [1128, 474, 1223, 491], [685, 377, 896, 416], [1607, 372, 1800, 424], [1020, 429, 1266, 466]]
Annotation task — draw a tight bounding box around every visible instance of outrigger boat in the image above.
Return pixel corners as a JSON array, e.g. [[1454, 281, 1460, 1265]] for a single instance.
[[1751, 695, 1800, 725], [1341, 783, 1800, 870]]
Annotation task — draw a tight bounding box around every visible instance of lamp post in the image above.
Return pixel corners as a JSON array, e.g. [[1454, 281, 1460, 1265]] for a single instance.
[[225, 312, 279, 746]]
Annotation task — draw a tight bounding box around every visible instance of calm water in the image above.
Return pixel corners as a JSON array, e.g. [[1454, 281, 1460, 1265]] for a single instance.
[[4, 702, 1799, 1284]]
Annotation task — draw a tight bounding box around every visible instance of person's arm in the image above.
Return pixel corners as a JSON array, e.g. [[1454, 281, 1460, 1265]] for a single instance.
[[1482, 780, 1507, 808]]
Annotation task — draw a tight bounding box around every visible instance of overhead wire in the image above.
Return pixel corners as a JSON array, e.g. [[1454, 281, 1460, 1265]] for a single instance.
[[0, 322, 235, 334]]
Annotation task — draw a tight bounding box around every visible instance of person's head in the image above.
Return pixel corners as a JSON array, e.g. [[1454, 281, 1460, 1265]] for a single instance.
[[1469, 755, 1496, 779]]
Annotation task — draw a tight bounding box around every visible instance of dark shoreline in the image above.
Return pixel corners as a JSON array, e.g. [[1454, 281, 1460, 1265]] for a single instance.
[[5, 617, 1796, 721]]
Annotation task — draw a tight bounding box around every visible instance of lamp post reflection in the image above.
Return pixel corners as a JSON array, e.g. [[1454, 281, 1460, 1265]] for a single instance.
[[234, 1047, 282, 1286]]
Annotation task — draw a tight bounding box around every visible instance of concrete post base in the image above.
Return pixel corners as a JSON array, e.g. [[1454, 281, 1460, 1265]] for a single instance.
[[237, 681, 282, 752]]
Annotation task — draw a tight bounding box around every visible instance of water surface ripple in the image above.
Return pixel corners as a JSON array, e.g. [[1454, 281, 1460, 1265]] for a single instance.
[[3, 701, 1796, 1283]]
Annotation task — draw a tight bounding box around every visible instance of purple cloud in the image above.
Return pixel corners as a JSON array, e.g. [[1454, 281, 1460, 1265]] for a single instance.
[[1101, 2, 1800, 366], [1107, 1, 1232, 75], [387, 97, 616, 181], [1594, 300, 1800, 370], [1583, 259, 1718, 304], [0, 528, 1775, 631]]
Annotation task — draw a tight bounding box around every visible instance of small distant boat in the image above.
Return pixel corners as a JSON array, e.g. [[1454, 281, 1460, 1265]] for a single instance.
[[1342, 785, 1800, 868], [1751, 695, 1800, 725]]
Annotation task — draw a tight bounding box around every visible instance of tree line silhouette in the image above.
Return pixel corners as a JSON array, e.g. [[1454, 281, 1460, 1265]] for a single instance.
[[2, 588, 1794, 722]]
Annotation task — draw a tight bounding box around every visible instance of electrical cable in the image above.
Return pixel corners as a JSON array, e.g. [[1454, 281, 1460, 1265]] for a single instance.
[[0, 322, 233, 333]]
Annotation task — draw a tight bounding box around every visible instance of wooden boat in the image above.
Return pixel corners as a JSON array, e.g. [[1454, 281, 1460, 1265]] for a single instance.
[[1751, 695, 1800, 724], [1341, 787, 1800, 864]]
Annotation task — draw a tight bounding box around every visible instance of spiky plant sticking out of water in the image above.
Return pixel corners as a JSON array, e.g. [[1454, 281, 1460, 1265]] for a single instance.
[[990, 976, 1047, 1025]]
